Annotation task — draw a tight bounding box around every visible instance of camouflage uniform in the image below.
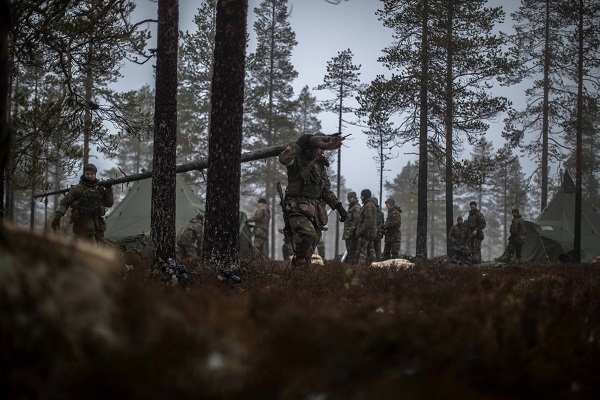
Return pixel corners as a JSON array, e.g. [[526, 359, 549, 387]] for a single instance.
[[53, 170, 114, 245], [466, 203, 486, 263], [356, 195, 378, 265], [279, 136, 346, 267], [247, 200, 271, 257], [507, 209, 527, 261], [448, 217, 469, 262], [373, 198, 385, 261], [177, 216, 204, 259], [383, 198, 402, 260], [342, 192, 361, 264]]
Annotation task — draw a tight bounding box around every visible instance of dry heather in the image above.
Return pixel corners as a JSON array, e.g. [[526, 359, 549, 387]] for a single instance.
[[2, 226, 600, 399]]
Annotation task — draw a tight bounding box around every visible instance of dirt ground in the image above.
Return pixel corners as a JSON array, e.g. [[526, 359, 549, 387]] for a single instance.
[[2, 232, 600, 399]]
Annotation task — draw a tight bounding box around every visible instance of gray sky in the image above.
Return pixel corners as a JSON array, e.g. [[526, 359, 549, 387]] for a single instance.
[[102, 0, 529, 208]]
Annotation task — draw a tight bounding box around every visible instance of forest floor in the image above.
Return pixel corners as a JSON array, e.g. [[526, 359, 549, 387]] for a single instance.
[[2, 231, 600, 399]]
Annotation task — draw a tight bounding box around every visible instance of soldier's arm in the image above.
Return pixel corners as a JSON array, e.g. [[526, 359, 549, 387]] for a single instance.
[[279, 142, 302, 167], [56, 186, 80, 215]]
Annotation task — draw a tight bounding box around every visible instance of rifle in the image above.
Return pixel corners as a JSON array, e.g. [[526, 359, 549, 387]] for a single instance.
[[276, 182, 295, 253]]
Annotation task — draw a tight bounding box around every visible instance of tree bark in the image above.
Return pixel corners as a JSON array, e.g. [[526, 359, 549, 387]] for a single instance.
[[0, 0, 9, 217], [573, 0, 583, 262], [151, 0, 179, 262], [203, 0, 248, 269], [416, 0, 429, 261]]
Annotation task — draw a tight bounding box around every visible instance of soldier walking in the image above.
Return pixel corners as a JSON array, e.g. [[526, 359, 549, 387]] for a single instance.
[[51, 163, 114, 245], [279, 133, 347, 267]]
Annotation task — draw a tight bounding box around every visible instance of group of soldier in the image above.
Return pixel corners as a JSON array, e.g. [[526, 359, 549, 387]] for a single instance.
[[51, 133, 526, 266], [448, 203, 526, 264], [342, 190, 402, 264]]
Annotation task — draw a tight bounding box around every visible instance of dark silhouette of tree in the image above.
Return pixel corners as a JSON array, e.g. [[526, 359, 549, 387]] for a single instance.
[[151, 0, 179, 263], [177, 0, 216, 190], [369, 0, 510, 259], [245, 0, 298, 258], [503, 0, 572, 211], [202, 0, 248, 269], [0, 0, 8, 217], [293, 85, 322, 135], [315, 48, 362, 256]]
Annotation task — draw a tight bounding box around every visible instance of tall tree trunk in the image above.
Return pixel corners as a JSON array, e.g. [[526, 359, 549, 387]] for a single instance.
[[416, 0, 429, 261], [0, 0, 9, 217], [541, 0, 550, 211], [203, 0, 248, 268], [151, 0, 179, 262], [83, 44, 93, 166], [444, 2, 454, 257], [573, 0, 584, 262], [335, 83, 343, 257], [266, 1, 275, 259]]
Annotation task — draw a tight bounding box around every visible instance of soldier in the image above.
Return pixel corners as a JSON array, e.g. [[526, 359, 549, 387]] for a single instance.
[[466, 201, 486, 263], [382, 198, 402, 260], [247, 197, 271, 257], [342, 191, 361, 264], [356, 189, 378, 265], [51, 163, 114, 245], [177, 214, 204, 259], [507, 208, 527, 262], [448, 216, 469, 263], [279, 132, 347, 268], [373, 197, 385, 261]]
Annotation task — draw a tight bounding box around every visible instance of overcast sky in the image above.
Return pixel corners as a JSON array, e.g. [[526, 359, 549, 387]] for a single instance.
[[103, 0, 526, 207]]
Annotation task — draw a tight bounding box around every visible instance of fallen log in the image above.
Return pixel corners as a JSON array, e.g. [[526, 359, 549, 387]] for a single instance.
[[34, 144, 287, 198]]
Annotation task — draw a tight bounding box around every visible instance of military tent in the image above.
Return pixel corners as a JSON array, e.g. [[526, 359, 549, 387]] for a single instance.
[[506, 171, 600, 263], [105, 176, 253, 252]]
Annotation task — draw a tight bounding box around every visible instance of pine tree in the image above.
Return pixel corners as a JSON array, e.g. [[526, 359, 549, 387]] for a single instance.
[[177, 0, 216, 191], [202, 0, 248, 268], [503, 0, 574, 211], [372, 0, 433, 259], [293, 85, 322, 135], [315, 48, 362, 256], [244, 0, 298, 258], [373, 0, 511, 258], [11, 0, 150, 164], [104, 85, 154, 201], [151, 0, 179, 263], [558, 0, 600, 262], [8, 0, 151, 219]]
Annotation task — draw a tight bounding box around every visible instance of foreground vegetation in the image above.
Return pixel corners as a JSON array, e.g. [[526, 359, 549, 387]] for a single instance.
[[2, 230, 600, 399]]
